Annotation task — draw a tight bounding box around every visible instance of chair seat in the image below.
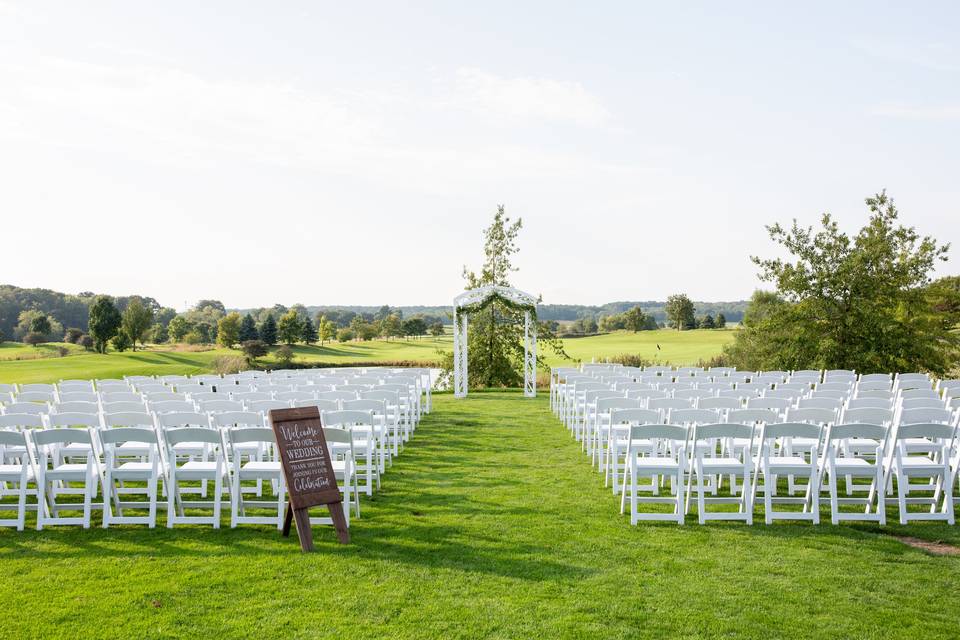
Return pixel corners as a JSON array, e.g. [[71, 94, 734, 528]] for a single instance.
[[241, 461, 281, 472], [700, 457, 744, 470], [0, 465, 34, 480], [632, 457, 682, 470]]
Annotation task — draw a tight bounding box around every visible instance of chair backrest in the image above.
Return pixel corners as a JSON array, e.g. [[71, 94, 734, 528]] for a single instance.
[[626, 389, 668, 402], [761, 422, 823, 441], [747, 397, 791, 412], [698, 396, 742, 411], [32, 427, 95, 447], [841, 406, 893, 426], [100, 392, 142, 404], [2, 402, 48, 415], [797, 397, 843, 411], [343, 399, 387, 414], [276, 390, 317, 402], [668, 408, 721, 425], [674, 389, 715, 400], [321, 409, 374, 428], [609, 408, 662, 425], [855, 389, 894, 400], [629, 423, 688, 443], [20, 383, 55, 394], [0, 429, 27, 447], [246, 400, 291, 414], [857, 379, 892, 392], [98, 426, 158, 446], [727, 408, 780, 425], [317, 391, 359, 402], [46, 412, 100, 428], [54, 401, 100, 414], [817, 382, 853, 392], [102, 411, 154, 428], [811, 389, 849, 401], [846, 398, 891, 410], [859, 373, 891, 383], [150, 400, 197, 414], [155, 411, 210, 429], [211, 411, 265, 428], [895, 422, 956, 442], [15, 391, 56, 403], [777, 382, 813, 392], [694, 423, 755, 440], [323, 426, 353, 447], [362, 390, 399, 405], [0, 413, 45, 430], [899, 388, 940, 400], [764, 389, 803, 401], [225, 427, 276, 446], [596, 397, 640, 414], [59, 392, 98, 403], [937, 379, 960, 395], [899, 407, 954, 425], [198, 399, 245, 414], [101, 401, 148, 414], [899, 397, 945, 410], [828, 423, 886, 440], [164, 426, 222, 446], [233, 391, 273, 402], [145, 392, 187, 403], [785, 406, 837, 426], [648, 397, 694, 411]]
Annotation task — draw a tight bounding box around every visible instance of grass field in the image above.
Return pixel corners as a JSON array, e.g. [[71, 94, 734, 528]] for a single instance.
[[1, 392, 958, 638], [0, 329, 734, 385]]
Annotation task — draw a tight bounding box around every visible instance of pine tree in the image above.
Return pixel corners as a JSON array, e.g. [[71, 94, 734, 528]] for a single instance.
[[259, 313, 278, 346], [238, 313, 259, 342], [301, 316, 318, 344]]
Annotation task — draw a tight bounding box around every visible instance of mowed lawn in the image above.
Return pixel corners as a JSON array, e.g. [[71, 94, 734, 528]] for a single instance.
[[0, 329, 733, 385], [1, 392, 958, 639]]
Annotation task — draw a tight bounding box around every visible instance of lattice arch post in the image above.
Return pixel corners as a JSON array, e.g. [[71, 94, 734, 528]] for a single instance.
[[453, 285, 538, 399]]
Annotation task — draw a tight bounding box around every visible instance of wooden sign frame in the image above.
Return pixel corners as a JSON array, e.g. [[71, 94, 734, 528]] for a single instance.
[[269, 406, 350, 549]]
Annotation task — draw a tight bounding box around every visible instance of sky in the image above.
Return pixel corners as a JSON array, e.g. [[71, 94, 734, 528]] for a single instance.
[[1, 2, 957, 310]]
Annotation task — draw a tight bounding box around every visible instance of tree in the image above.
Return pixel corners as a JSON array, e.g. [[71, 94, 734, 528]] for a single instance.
[[317, 315, 335, 345], [379, 313, 402, 341], [23, 332, 45, 347], [167, 315, 192, 342], [700, 314, 716, 329], [241, 339, 269, 363], [624, 306, 647, 332], [277, 310, 303, 345], [274, 345, 295, 367], [121, 297, 153, 351], [78, 334, 94, 350], [194, 299, 226, 314], [402, 317, 427, 338], [238, 313, 259, 342], [30, 313, 52, 336], [458, 204, 567, 388], [665, 294, 696, 331], [88, 296, 122, 354], [716, 313, 727, 328], [63, 327, 84, 344], [337, 328, 354, 342], [429, 321, 445, 338], [726, 191, 956, 374], [301, 316, 318, 344], [259, 313, 278, 346], [217, 312, 242, 348], [111, 329, 132, 352], [150, 323, 168, 344]]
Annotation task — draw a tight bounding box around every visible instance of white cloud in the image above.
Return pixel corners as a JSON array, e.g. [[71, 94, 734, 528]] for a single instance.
[[451, 68, 611, 127]]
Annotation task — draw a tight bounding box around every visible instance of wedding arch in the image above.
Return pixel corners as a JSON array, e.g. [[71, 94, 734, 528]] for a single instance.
[[453, 285, 538, 398]]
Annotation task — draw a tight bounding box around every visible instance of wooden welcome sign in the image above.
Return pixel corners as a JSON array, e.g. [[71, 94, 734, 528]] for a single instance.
[[269, 406, 350, 549]]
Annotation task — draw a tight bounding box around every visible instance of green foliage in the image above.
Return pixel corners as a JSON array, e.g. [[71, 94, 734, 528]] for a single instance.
[[300, 316, 318, 344], [317, 315, 335, 345], [30, 313, 52, 336], [274, 344, 295, 366], [241, 339, 269, 363], [402, 317, 427, 338], [665, 294, 696, 330], [716, 313, 727, 328], [259, 313, 278, 346], [357, 322, 379, 341], [87, 296, 122, 354], [379, 313, 402, 340], [336, 328, 354, 342], [211, 354, 247, 375], [700, 314, 715, 329], [238, 313, 259, 342], [217, 312, 242, 348], [167, 316, 191, 342], [111, 329, 132, 352], [277, 310, 303, 345], [63, 327, 84, 344], [149, 323, 168, 344], [22, 332, 45, 347], [428, 321, 445, 337], [78, 334, 94, 350], [121, 297, 153, 351], [14, 309, 63, 342], [726, 191, 957, 374]]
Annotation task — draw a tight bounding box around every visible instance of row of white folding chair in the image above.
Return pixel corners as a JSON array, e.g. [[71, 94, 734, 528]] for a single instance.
[[0, 422, 359, 530]]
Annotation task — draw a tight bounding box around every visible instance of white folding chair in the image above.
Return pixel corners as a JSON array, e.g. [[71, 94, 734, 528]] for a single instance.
[[164, 427, 229, 528], [98, 427, 162, 528], [321, 409, 379, 499], [0, 430, 36, 530], [885, 422, 957, 524], [755, 422, 824, 524], [223, 427, 285, 529], [620, 424, 688, 525], [690, 423, 756, 524], [32, 427, 102, 529], [818, 423, 887, 525]]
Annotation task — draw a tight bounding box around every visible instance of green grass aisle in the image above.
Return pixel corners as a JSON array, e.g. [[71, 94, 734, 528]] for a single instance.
[[1, 392, 959, 638]]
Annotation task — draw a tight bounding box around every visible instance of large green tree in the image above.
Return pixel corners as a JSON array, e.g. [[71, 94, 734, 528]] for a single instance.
[[238, 313, 259, 342], [88, 296, 122, 354], [277, 310, 302, 345], [726, 191, 956, 374], [259, 313, 278, 346], [458, 205, 566, 389], [217, 312, 242, 348], [121, 296, 154, 351], [665, 294, 695, 330]]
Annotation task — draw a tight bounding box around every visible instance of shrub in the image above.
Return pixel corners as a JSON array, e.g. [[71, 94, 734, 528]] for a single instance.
[[603, 353, 655, 368], [23, 332, 46, 347], [337, 328, 354, 342], [78, 334, 94, 350], [111, 330, 132, 352], [241, 339, 269, 362], [183, 330, 204, 345], [696, 354, 731, 369], [211, 355, 247, 375], [63, 328, 84, 344], [274, 345, 295, 367], [56, 346, 69, 357]]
